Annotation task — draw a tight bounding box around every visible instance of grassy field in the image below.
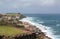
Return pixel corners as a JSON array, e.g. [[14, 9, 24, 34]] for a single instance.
[[0, 26, 26, 36]]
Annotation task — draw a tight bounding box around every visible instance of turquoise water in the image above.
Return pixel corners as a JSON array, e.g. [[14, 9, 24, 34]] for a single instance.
[[22, 14, 60, 39]]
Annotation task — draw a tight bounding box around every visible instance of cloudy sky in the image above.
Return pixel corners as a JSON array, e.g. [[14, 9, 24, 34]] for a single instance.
[[0, 0, 60, 14]]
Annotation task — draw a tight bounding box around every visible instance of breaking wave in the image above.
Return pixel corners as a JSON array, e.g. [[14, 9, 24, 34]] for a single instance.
[[19, 17, 59, 39]]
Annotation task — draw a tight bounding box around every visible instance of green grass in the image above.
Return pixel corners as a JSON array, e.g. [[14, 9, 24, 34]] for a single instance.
[[0, 26, 26, 36], [4, 13, 20, 16]]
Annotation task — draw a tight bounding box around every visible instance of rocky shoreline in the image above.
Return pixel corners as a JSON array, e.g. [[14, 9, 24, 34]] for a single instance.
[[21, 21, 51, 39], [0, 13, 51, 39]]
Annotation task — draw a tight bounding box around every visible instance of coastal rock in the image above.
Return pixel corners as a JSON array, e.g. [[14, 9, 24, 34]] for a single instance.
[[21, 21, 51, 39]]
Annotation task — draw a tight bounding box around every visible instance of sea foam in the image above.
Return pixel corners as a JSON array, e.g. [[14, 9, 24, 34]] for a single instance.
[[19, 17, 58, 39]]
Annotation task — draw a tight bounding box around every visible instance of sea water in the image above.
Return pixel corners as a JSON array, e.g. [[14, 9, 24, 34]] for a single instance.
[[20, 14, 60, 39]]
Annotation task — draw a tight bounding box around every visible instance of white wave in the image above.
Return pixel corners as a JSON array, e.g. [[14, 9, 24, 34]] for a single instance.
[[19, 17, 59, 39]]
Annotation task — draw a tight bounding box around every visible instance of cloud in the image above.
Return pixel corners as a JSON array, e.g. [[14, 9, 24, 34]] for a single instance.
[[0, 0, 56, 8], [38, 0, 56, 6], [0, 0, 3, 5], [0, 0, 60, 13]]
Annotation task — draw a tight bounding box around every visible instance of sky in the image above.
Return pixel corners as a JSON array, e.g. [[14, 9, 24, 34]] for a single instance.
[[0, 0, 60, 14]]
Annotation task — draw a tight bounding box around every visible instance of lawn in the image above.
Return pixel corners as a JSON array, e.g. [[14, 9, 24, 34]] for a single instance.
[[0, 26, 26, 36]]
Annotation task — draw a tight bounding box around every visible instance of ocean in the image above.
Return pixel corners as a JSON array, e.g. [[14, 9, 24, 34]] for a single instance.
[[20, 14, 60, 39]]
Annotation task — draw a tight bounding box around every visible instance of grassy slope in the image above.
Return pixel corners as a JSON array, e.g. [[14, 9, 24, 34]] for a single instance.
[[0, 26, 26, 36]]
